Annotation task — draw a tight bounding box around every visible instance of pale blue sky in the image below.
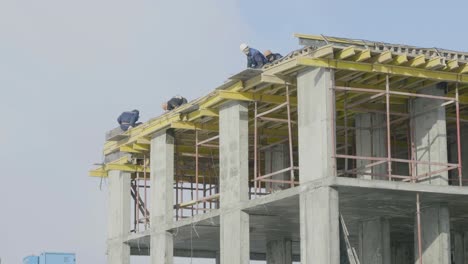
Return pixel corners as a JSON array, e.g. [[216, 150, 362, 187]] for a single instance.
[[0, 0, 467, 263]]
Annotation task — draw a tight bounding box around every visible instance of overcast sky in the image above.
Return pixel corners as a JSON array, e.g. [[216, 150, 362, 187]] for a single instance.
[[1, 0, 467, 263]]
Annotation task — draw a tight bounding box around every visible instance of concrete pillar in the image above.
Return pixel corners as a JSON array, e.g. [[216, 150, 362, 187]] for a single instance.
[[150, 130, 174, 264], [453, 232, 464, 264], [215, 251, 220, 264], [300, 187, 339, 263], [297, 67, 335, 181], [451, 231, 468, 264], [355, 113, 387, 180], [266, 239, 292, 264], [460, 126, 468, 185], [391, 242, 412, 264], [219, 101, 250, 264], [464, 231, 468, 264], [412, 84, 448, 185], [264, 144, 289, 192], [358, 217, 391, 264], [298, 67, 340, 264], [107, 170, 131, 264], [414, 204, 451, 264]]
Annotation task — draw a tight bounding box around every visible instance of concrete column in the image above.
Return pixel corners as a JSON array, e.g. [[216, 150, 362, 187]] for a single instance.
[[355, 113, 387, 180], [264, 144, 289, 192], [107, 170, 131, 264], [297, 67, 335, 181], [451, 231, 468, 264], [412, 84, 448, 185], [219, 101, 250, 264], [464, 231, 468, 264], [358, 217, 391, 264], [391, 242, 412, 264], [453, 232, 464, 264], [215, 251, 220, 264], [460, 126, 468, 185], [266, 239, 292, 264], [414, 203, 450, 264], [150, 130, 174, 264], [298, 67, 340, 264], [300, 187, 339, 263]]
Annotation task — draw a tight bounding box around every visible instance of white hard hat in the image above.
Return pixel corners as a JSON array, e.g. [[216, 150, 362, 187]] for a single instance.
[[240, 43, 249, 52]]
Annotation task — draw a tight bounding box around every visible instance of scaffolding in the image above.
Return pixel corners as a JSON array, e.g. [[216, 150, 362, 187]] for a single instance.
[[252, 83, 299, 196], [131, 156, 150, 232], [333, 77, 463, 186]]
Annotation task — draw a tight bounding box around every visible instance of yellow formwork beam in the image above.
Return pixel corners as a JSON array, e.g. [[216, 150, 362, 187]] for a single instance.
[[375, 50, 393, 64], [89, 157, 147, 178], [446, 59, 459, 71], [170, 121, 218, 131], [391, 54, 408, 65], [407, 55, 426, 67], [185, 108, 218, 121], [351, 49, 371, 62], [458, 64, 468, 74], [425, 57, 445, 70], [296, 57, 468, 83], [313, 45, 335, 58], [218, 91, 298, 106], [336, 46, 356, 60]]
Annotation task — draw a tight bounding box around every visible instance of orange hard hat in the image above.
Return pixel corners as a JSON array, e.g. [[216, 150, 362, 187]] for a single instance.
[[264, 50, 272, 56]]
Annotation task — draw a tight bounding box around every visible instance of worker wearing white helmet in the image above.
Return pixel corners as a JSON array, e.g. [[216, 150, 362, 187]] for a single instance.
[[239, 43, 267, 69]]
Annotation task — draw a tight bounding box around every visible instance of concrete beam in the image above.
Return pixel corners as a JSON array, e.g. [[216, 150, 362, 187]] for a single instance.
[[107, 170, 131, 264], [150, 130, 175, 264]]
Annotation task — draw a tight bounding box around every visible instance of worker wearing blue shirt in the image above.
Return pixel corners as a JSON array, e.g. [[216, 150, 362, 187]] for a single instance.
[[240, 43, 268, 69], [264, 50, 283, 63], [117, 109, 141, 131]]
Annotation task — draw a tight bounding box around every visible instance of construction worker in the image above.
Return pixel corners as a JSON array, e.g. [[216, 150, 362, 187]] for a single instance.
[[264, 50, 283, 63], [162, 95, 188, 111], [240, 43, 267, 69], [117, 109, 141, 131]]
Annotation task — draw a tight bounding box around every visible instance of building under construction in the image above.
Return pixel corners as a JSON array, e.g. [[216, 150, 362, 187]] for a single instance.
[[90, 34, 468, 264]]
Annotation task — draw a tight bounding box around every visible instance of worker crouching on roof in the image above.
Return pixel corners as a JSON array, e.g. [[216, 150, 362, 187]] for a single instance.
[[162, 95, 188, 111], [264, 50, 283, 63], [117, 109, 142, 131], [240, 43, 268, 69]]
